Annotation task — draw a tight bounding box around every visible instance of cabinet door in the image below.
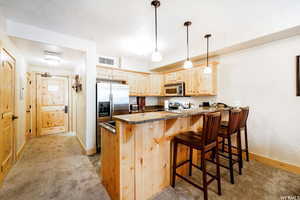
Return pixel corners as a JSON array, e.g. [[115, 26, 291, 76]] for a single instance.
[[138, 75, 149, 96], [112, 70, 128, 82], [149, 74, 163, 96], [185, 67, 216, 96], [164, 72, 177, 84], [127, 73, 139, 96], [184, 69, 194, 95], [97, 68, 112, 80]]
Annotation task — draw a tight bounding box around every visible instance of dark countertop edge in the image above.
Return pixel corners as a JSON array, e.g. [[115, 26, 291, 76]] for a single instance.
[[113, 114, 181, 125], [99, 122, 116, 133]]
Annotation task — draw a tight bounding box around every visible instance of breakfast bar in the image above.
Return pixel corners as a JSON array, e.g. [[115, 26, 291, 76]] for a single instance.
[[100, 108, 228, 200]]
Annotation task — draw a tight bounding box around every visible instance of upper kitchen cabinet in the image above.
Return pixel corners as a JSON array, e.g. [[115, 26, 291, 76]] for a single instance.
[[164, 71, 185, 84], [97, 67, 113, 80], [185, 64, 217, 96], [163, 62, 218, 96], [112, 69, 128, 82], [148, 74, 164, 96]]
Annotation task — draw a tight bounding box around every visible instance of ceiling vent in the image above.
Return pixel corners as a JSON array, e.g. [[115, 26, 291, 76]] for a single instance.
[[97, 56, 119, 67]]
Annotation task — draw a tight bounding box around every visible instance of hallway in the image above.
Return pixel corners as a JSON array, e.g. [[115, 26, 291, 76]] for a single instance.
[[0, 133, 110, 200]]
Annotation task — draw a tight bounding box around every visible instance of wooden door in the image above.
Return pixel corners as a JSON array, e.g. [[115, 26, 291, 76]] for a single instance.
[[37, 75, 69, 136], [25, 72, 32, 139], [0, 48, 16, 184]]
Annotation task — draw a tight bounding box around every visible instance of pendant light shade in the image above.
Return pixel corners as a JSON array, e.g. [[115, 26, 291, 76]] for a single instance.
[[183, 60, 193, 69], [151, 0, 162, 62], [204, 34, 212, 74], [183, 21, 192, 69]]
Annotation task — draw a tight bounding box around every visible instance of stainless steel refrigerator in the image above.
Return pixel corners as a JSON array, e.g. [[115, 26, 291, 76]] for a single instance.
[[96, 81, 129, 151]]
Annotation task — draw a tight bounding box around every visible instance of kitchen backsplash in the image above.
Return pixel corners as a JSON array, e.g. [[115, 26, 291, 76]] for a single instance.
[[129, 96, 159, 106], [158, 96, 217, 107], [130, 96, 218, 107]]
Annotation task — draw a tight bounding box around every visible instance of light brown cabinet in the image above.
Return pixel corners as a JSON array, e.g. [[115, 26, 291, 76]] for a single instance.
[[148, 74, 164, 96], [164, 64, 217, 96], [97, 67, 113, 80], [97, 63, 217, 97]]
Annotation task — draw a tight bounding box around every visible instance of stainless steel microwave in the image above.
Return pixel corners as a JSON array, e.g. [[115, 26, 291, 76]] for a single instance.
[[164, 82, 185, 96]]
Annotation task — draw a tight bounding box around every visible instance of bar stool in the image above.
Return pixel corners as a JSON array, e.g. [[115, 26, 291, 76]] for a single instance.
[[171, 112, 222, 200], [221, 107, 250, 162], [217, 109, 242, 184]]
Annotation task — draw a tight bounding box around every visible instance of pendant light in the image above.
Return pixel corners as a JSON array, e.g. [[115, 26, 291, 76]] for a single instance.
[[183, 21, 193, 69], [151, 0, 162, 62], [204, 34, 212, 74]]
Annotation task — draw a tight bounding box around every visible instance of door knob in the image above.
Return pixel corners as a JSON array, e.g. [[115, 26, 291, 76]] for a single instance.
[[12, 115, 18, 120]]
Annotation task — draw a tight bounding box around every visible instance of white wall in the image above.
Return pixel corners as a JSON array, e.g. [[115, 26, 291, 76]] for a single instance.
[[0, 11, 27, 152], [218, 35, 300, 167], [121, 56, 150, 72]]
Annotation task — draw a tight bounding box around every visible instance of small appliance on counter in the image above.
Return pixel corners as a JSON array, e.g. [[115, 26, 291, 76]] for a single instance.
[[129, 104, 139, 113]]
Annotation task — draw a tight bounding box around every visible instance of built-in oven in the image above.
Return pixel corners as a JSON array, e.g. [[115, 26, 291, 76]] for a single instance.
[[164, 82, 185, 96]]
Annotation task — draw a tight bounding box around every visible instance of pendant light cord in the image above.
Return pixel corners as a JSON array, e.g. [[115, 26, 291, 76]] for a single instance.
[[155, 6, 158, 51], [187, 25, 189, 60], [206, 35, 209, 66]]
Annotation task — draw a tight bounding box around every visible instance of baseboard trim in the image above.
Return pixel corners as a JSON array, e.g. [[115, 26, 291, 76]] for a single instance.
[[86, 148, 97, 156], [16, 141, 26, 161], [249, 153, 300, 175], [76, 136, 87, 154]]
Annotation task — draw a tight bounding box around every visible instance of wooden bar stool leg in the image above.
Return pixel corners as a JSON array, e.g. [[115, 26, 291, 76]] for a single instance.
[[189, 147, 193, 176], [201, 150, 208, 200], [237, 130, 243, 174], [244, 125, 250, 161], [222, 137, 225, 152], [172, 140, 178, 187], [215, 146, 222, 195], [227, 136, 234, 184]]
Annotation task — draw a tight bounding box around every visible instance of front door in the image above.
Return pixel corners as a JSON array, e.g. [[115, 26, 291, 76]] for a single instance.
[[0, 48, 16, 184], [37, 75, 69, 136]]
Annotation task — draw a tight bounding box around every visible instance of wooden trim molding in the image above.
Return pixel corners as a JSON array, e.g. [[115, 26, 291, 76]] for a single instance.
[[75, 135, 97, 155], [226, 145, 300, 175], [76, 136, 86, 154], [97, 65, 150, 75], [16, 141, 26, 161], [249, 153, 300, 175], [159, 61, 219, 74], [86, 148, 97, 156]]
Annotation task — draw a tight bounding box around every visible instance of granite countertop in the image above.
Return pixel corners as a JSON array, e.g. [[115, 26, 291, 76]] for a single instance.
[[113, 107, 230, 124]]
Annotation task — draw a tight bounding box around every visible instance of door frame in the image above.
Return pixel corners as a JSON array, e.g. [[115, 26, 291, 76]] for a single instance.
[[30, 72, 72, 137], [0, 47, 17, 185]]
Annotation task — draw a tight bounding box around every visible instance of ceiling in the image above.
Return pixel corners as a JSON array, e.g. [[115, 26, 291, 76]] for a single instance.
[[10, 37, 85, 70], [1, 0, 300, 67]]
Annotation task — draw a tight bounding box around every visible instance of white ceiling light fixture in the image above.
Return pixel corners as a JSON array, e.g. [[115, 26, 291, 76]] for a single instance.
[[203, 34, 212, 74], [151, 0, 162, 62], [183, 21, 193, 69], [44, 50, 61, 65]]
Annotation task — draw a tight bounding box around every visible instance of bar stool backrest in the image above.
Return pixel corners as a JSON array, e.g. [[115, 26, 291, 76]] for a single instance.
[[202, 112, 221, 145], [227, 109, 241, 135], [239, 107, 249, 128]]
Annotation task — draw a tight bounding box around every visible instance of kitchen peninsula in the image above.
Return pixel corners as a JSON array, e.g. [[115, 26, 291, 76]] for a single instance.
[[100, 107, 229, 200]]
